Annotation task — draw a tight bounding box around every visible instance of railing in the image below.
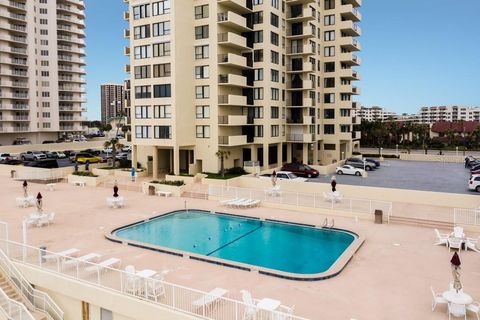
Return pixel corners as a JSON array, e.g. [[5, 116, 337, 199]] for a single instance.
[[0, 249, 64, 320], [0, 287, 34, 320], [454, 208, 480, 226], [0, 240, 308, 320], [208, 185, 393, 220]]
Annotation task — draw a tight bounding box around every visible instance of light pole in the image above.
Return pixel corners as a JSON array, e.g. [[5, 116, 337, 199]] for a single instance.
[[396, 144, 398, 156], [380, 147, 383, 160], [341, 151, 345, 160], [456, 146, 458, 157]]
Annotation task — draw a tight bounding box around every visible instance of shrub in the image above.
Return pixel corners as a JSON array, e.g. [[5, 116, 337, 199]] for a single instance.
[[149, 180, 185, 186], [225, 167, 246, 175], [72, 171, 98, 177], [352, 151, 361, 155]]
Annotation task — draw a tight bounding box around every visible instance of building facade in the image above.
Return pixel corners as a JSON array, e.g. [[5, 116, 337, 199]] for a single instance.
[[0, 0, 86, 145], [418, 106, 480, 123], [125, 0, 361, 176], [354, 106, 397, 122], [101, 83, 125, 124]]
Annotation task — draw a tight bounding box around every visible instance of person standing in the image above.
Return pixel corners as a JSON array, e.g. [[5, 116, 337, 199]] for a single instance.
[[74, 161, 79, 172], [331, 176, 337, 192], [85, 160, 90, 172], [130, 167, 136, 182]]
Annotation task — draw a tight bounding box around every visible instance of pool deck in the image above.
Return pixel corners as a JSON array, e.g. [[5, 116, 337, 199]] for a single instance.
[[2, 175, 480, 320]]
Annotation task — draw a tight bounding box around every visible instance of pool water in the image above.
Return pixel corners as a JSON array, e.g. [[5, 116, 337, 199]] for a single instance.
[[114, 210, 356, 275]]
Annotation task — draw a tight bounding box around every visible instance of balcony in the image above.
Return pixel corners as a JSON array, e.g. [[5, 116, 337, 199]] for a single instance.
[[124, 28, 130, 39], [286, 8, 315, 22], [217, 12, 251, 31], [0, 46, 26, 55], [339, 20, 361, 36], [123, 11, 129, 21], [218, 94, 247, 106], [218, 135, 248, 146], [8, 12, 26, 21], [339, 68, 360, 80], [285, 0, 315, 4], [286, 27, 314, 39], [341, 4, 362, 22], [286, 98, 314, 108], [57, 4, 85, 17], [286, 133, 313, 143], [217, 0, 253, 14], [218, 32, 250, 51], [286, 79, 313, 90], [342, 0, 362, 7], [0, 81, 27, 88], [286, 61, 313, 73], [218, 115, 248, 126], [56, 14, 84, 26], [352, 86, 360, 95], [218, 53, 251, 69], [339, 37, 361, 51], [218, 74, 250, 87], [338, 52, 361, 66], [286, 45, 314, 55], [1, 1, 27, 11], [286, 116, 314, 125], [338, 132, 352, 141]]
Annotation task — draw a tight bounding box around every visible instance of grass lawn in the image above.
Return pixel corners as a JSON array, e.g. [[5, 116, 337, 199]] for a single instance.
[[205, 172, 246, 180]]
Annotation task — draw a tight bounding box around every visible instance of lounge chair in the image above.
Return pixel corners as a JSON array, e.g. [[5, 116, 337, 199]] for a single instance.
[[240, 289, 259, 320], [237, 199, 257, 208], [192, 287, 229, 312], [448, 238, 463, 252], [274, 304, 295, 320], [220, 198, 239, 205], [448, 302, 467, 320], [226, 198, 246, 208], [430, 286, 447, 311], [434, 229, 449, 246], [465, 238, 480, 253], [453, 226, 465, 239], [43, 248, 80, 261], [37, 212, 55, 227], [62, 253, 101, 268], [467, 301, 480, 320], [85, 258, 121, 274]]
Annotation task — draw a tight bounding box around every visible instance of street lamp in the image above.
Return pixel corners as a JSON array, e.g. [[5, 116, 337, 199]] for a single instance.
[[456, 146, 458, 156], [396, 144, 398, 156], [341, 151, 345, 160], [380, 147, 383, 159]]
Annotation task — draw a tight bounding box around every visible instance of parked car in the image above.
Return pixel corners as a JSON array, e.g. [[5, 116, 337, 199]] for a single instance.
[[81, 149, 102, 156], [20, 151, 47, 161], [13, 138, 31, 145], [122, 145, 132, 152], [0, 159, 22, 165], [24, 159, 59, 169], [468, 175, 480, 192], [0, 153, 13, 161], [336, 165, 365, 176], [46, 151, 67, 159], [345, 158, 375, 171], [42, 140, 55, 144], [115, 152, 129, 160], [365, 158, 380, 167], [74, 153, 102, 164], [280, 163, 319, 178], [259, 171, 308, 182]]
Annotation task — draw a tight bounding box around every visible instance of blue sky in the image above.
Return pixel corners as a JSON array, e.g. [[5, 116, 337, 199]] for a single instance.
[[84, 0, 480, 120]]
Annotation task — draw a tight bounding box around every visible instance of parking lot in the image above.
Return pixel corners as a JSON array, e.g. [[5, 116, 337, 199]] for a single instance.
[[308, 160, 475, 195]]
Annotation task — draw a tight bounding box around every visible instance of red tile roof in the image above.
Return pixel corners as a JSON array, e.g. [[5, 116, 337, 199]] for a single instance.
[[431, 121, 480, 134]]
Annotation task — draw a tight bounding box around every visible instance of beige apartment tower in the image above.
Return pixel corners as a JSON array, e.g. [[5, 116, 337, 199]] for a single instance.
[[101, 83, 125, 124], [125, 0, 360, 176], [0, 0, 86, 145]]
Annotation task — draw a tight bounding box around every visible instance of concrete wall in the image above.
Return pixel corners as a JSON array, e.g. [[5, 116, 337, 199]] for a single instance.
[[0, 140, 129, 156], [399, 153, 464, 163]]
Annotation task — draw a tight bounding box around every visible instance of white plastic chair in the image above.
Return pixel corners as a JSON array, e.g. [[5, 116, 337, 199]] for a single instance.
[[465, 238, 479, 252], [146, 273, 166, 302], [448, 302, 467, 320], [123, 265, 139, 295], [434, 229, 449, 246], [467, 301, 480, 320], [430, 286, 447, 311], [274, 304, 295, 320], [453, 227, 464, 239], [448, 238, 463, 252], [240, 290, 258, 320]]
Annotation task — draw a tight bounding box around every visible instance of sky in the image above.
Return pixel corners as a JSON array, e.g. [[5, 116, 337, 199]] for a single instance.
[[83, 0, 480, 120]]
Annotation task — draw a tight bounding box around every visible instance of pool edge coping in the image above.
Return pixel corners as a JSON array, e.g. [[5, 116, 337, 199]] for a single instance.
[[104, 209, 366, 281]]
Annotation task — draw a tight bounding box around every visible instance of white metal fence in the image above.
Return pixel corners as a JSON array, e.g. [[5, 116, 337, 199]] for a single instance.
[[0, 240, 308, 320], [0, 287, 34, 320], [454, 208, 480, 226], [209, 185, 393, 219]]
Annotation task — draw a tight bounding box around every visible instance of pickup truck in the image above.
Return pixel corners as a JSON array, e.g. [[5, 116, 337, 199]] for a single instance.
[[20, 151, 47, 161], [259, 171, 308, 182]]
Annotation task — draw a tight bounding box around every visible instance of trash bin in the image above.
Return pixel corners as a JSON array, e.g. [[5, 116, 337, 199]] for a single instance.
[[374, 210, 383, 224], [39, 245, 47, 263], [148, 185, 156, 196], [10, 170, 16, 178]]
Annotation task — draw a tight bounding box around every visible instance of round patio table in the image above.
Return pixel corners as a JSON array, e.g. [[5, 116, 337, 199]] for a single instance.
[[442, 291, 473, 305]]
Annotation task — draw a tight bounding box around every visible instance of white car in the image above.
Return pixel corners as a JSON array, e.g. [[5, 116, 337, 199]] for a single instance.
[[0, 153, 13, 161], [122, 145, 132, 152], [468, 175, 480, 192], [336, 165, 365, 176], [259, 171, 308, 182]]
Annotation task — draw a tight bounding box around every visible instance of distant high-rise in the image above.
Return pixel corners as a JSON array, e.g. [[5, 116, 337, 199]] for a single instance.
[[0, 0, 86, 145], [101, 84, 125, 124]]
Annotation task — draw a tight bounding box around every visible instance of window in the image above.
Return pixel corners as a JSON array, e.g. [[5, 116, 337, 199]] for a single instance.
[[324, 62, 335, 72], [324, 46, 335, 57], [324, 78, 335, 88], [271, 125, 279, 137], [271, 106, 279, 119], [271, 88, 279, 100], [271, 0, 279, 9], [340, 109, 350, 117], [324, 143, 336, 150], [270, 13, 279, 27], [154, 105, 172, 118], [253, 49, 263, 62], [253, 31, 263, 43], [195, 66, 209, 79], [271, 51, 279, 64], [254, 68, 263, 81], [324, 124, 335, 134], [253, 0, 263, 5], [152, 0, 170, 15], [154, 126, 172, 139], [135, 125, 150, 138], [324, 30, 335, 41], [324, 109, 335, 119], [134, 45, 151, 59], [253, 88, 263, 100], [195, 45, 209, 59], [135, 86, 151, 99], [271, 69, 279, 82], [253, 106, 263, 118], [153, 21, 170, 37], [196, 125, 210, 138], [196, 105, 210, 118], [153, 63, 171, 77], [100, 308, 113, 320], [153, 84, 171, 97], [252, 11, 263, 24], [254, 125, 263, 137], [195, 26, 209, 39], [42, 123, 50, 128], [134, 65, 151, 79], [134, 25, 150, 39], [153, 42, 170, 56], [324, 0, 335, 10], [324, 93, 335, 103], [270, 32, 279, 46], [324, 14, 335, 26], [194, 5, 209, 19], [195, 86, 209, 99], [135, 106, 150, 118], [341, 125, 351, 132], [133, 4, 150, 20]]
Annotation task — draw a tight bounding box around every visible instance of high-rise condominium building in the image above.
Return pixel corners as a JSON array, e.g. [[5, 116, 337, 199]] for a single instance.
[[0, 0, 86, 145], [125, 0, 361, 176], [355, 106, 398, 122], [101, 84, 125, 124]]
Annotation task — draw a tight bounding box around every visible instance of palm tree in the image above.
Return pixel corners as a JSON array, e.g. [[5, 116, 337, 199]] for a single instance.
[[470, 126, 480, 148], [215, 150, 230, 177], [104, 137, 124, 168]]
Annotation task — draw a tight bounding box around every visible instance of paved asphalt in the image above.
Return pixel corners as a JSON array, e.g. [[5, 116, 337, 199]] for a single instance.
[[307, 160, 476, 195]]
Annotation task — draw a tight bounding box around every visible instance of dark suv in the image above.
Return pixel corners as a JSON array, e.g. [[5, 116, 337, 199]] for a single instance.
[[345, 158, 375, 171], [280, 163, 319, 178]]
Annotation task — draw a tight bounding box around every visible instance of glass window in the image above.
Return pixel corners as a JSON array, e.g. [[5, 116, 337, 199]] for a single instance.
[[153, 63, 171, 77], [153, 21, 171, 36], [194, 45, 209, 59], [194, 5, 209, 19], [196, 105, 210, 118], [196, 125, 210, 138], [153, 84, 171, 97], [152, 0, 170, 15], [195, 86, 209, 99], [154, 126, 172, 139], [153, 105, 172, 118], [195, 25, 209, 39]]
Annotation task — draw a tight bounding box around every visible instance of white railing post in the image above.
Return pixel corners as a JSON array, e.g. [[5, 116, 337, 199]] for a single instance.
[[369, 201, 372, 214], [172, 285, 175, 308]]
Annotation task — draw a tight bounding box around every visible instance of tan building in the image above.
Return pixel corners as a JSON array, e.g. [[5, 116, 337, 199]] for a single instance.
[[125, 0, 361, 176], [101, 83, 125, 124], [0, 0, 86, 145], [355, 106, 397, 122]]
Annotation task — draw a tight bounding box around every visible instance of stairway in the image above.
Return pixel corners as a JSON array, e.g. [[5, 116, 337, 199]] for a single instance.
[[0, 273, 47, 320], [389, 216, 454, 229]]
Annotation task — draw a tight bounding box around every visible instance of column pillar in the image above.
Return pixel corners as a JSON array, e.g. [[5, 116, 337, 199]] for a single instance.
[[152, 147, 158, 179], [302, 143, 308, 164], [131, 144, 138, 169], [277, 143, 282, 166], [251, 145, 258, 162], [263, 144, 269, 170], [286, 144, 292, 163], [313, 142, 319, 165], [173, 146, 180, 176]]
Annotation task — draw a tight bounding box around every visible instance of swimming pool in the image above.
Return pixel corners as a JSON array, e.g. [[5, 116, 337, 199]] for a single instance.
[[109, 210, 362, 280]]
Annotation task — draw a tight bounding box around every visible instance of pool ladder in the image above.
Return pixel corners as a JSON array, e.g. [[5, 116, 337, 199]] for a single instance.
[[322, 218, 335, 229]]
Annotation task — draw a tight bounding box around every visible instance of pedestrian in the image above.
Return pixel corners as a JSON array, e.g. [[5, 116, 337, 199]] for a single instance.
[[74, 161, 78, 172], [130, 166, 136, 182], [465, 157, 469, 168], [331, 176, 337, 192], [85, 160, 90, 172]]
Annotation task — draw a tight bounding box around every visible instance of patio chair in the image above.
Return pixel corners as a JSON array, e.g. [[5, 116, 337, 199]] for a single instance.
[[448, 302, 467, 320], [453, 226, 465, 239], [467, 301, 480, 320], [448, 238, 463, 252], [430, 286, 447, 311], [226, 198, 246, 207], [434, 229, 449, 246], [220, 198, 239, 205], [43, 248, 80, 261], [37, 212, 55, 227], [465, 238, 480, 253], [273, 304, 295, 320], [85, 258, 121, 274], [192, 287, 229, 312], [62, 253, 101, 269], [123, 265, 140, 295], [240, 289, 258, 320], [146, 273, 166, 302]]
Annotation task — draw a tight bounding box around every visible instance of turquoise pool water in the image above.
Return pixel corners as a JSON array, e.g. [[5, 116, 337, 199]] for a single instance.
[[114, 210, 356, 275]]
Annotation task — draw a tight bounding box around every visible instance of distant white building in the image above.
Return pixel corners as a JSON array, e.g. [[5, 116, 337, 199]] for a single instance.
[[417, 106, 480, 123], [355, 106, 398, 122]]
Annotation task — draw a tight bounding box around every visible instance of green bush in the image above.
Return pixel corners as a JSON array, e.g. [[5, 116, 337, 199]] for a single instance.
[[352, 151, 361, 155], [149, 180, 185, 186], [98, 166, 117, 170], [225, 167, 246, 175], [72, 171, 98, 177]]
